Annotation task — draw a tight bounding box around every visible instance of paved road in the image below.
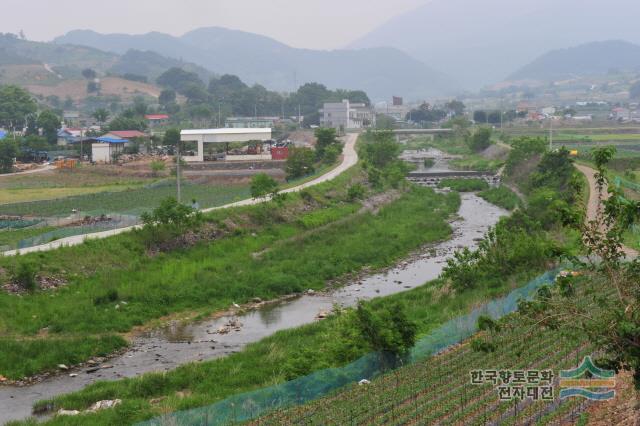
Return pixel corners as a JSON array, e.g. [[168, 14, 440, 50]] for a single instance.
[[575, 163, 637, 258], [0, 164, 55, 178], [1, 134, 359, 257]]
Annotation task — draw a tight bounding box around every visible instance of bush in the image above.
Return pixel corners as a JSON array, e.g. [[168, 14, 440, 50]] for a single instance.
[[94, 289, 119, 306], [468, 127, 493, 152], [347, 184, 366, 201], [354, 301, 417, 356], [13, 262, 38, 292], [478, 186, 521, 210], [323, 144, 342, 165], [250, 173, 279, 199], [150, 160, 166, 177], [286, 147, 315, 179]]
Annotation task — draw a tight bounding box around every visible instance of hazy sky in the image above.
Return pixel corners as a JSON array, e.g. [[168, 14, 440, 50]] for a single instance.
[[3, 0, 427, 49]]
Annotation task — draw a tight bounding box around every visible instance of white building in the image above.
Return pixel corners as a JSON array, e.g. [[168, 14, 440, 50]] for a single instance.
[[320, 100, 374, 131], [375, 103, 411, 122], [180, 128, 272, 162]]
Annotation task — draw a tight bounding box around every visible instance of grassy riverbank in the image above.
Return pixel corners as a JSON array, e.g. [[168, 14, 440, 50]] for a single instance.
[[0, 158, 461, 381], [478, 186, 521, 210], [28, 262, 547, 426]]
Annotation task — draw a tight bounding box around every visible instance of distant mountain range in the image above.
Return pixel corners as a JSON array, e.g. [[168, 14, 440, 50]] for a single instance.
[[508, 41, 640, 82], [54, 27, 453, 100], [351, 0, 640, 88]]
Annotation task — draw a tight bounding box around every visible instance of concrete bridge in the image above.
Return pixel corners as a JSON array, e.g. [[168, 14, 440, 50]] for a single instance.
[[407, 170, 501, 187]]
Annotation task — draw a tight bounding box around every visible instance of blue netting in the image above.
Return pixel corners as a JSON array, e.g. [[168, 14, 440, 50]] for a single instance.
[[137, 269, 560, 426]]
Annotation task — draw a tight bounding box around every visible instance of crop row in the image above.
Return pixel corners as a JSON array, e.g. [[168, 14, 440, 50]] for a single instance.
[[253, 314, 588, 426]]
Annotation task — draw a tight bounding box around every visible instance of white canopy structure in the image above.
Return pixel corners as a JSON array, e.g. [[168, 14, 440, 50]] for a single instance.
[[180, 128, 272, 162]]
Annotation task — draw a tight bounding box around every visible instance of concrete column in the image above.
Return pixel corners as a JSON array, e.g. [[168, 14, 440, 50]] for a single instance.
[[197, 138, 204, 162]]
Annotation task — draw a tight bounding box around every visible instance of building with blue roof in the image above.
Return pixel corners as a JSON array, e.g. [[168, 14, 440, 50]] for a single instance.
[[91, 137, 129, 163]]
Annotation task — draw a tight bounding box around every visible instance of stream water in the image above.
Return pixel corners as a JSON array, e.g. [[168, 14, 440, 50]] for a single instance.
[[0, 153, 507, 424]]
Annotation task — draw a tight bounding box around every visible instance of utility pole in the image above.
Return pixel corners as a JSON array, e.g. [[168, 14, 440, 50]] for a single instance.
[[176, 140, 181, 204], [218, 103, 221, 128], [549, 117, 553, 150]]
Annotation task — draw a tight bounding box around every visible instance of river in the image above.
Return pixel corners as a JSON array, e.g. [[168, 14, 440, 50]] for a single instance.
[[0, 153, 507, 424]]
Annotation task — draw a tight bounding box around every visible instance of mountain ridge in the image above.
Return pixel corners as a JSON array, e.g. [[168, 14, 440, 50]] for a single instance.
[[54, 27, 453, 100], [508, 40, 640, 82], [351, 0, 640, 88]]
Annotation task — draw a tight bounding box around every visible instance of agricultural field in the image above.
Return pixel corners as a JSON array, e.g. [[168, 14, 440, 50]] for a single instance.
[[258, 306, 592, 426], [0, 181, 250, 217], [0, 165, 252, 250]]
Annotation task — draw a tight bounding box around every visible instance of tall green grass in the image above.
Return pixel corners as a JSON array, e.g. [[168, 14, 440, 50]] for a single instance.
[[438, 178, 489, 192], [478, 186, 521, 210]]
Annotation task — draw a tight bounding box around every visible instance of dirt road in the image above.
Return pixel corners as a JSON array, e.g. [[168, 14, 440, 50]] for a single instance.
[[1, 134, 359, 256], [575, 163, 637, 258]]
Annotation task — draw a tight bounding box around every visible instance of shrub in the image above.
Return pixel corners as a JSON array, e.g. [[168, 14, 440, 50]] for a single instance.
[[478, 186, 521, 210], [347, 184, 366, 201], [150, 160, 166, 177], [13, 262, 38, 292], [322, 144, 342, 165], [286, 147, 315, 179], [467, 127, 493, 152], [250, 173, 279, 199], [94, 289, 119, 306]]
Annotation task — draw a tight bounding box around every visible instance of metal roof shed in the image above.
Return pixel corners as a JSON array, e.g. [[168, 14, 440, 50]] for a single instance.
[[180, 128, 272, 162]]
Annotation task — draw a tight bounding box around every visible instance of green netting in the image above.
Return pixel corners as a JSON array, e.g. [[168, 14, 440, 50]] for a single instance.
[[615, 176, 640, 193], [16, 215, 138, 249], [0, 219, 40, 230], [137, 269, 560, 426]]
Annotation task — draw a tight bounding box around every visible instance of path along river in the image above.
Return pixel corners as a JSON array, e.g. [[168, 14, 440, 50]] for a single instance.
[[0, 152, 507, 424]]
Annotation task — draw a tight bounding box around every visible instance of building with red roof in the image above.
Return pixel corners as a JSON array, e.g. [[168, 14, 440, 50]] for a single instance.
[[102, 130, 147, 139], [145, 114, 170, 127]]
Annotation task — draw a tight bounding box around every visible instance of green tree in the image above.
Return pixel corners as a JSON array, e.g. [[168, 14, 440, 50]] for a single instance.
[[163, 128, 181, 147], [92, 108, 110, 126], [108, 115, 147, 132], [36, 110, 61, 145], [375, 114, 396, 130], [468, 127, 493, 152], [286, 147, 315, 179], [159, 89, 176, 106], [0, 139, 18, 173], [314, 127, 340, 159], [0, 85, 37, 129], [445, 100, 465, 116], [360, 131, 401, 168], [354, 301, 417, 357], [157, 68, 205, 95], [504, 136, 547, 176], [473, 110, 488, 123], [81, 68, 97, 80], [250, 173, 279, 199]]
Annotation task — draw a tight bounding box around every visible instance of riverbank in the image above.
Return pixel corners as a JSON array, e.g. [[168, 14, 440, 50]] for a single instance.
[[3, 193, 508, 425]]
